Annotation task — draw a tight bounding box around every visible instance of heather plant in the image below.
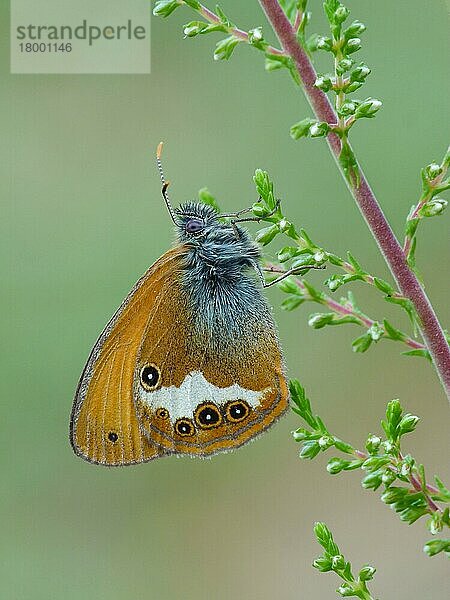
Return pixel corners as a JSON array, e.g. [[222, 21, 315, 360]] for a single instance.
[[153, 0, 449, 592]]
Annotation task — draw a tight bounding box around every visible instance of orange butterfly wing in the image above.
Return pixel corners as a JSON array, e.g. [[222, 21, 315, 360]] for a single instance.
[[133, 272, 289, 457], [70, 246, 187, 466]]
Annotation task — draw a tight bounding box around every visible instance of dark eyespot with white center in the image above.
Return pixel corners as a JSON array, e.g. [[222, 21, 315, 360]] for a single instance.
[[175, 418, 195, 437], [156, 407, 169, 420], [194, 402, 222, 429], [225, 400, 250, 423], [140, 364, 161, 391], [185, 218, 204, 234], [108, 431, 118, 443]]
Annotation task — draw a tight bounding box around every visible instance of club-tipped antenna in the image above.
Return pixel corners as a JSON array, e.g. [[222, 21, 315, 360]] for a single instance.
[[156, 142, 178, 225]]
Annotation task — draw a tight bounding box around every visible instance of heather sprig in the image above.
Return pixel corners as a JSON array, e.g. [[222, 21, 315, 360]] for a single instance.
[[313, 522, 377, 599], [290, 380, 450, 557], [403, 147, 450, 268]]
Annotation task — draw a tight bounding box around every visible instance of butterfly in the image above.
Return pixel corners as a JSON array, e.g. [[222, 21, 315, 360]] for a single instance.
[[70, 144, 290, 466]]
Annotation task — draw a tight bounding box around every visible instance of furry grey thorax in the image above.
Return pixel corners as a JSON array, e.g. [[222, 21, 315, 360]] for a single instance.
[[174, 202, 275, 346]]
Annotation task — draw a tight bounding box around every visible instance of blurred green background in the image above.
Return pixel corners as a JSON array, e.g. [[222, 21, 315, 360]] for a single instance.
[[2, 1, 449, 598]]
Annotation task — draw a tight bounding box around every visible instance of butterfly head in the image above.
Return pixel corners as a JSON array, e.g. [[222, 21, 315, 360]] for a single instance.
[[174, 201, 238, 244]]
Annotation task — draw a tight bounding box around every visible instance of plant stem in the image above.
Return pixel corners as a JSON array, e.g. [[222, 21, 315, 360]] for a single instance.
[[258, 0, 450, 399]]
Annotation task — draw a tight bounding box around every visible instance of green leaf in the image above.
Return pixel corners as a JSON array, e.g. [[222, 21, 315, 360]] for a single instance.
[[214, 36, 240, 61], [383, 319, 405, 341], [253, 169, 276, 209], [352, 332, 372, 353], [339, 140, 359, 183], [289, 380, 319, 429], [183, 0, 201, 8], [361, 456, 390, 471], [346, 251, 364, 273], [361, 468, 384, 491], [381, 399, 402, 442], [281, 295, 305, 311], [255, 224, 279, 245], [314, 522, 340, 556], [265, 52, 292, 72], [277, 277, 300, 294], [374, 278, 394, 295], [434, 477, 450, 502], [215, 4, 233, 27], [402, 348, 432, 361]]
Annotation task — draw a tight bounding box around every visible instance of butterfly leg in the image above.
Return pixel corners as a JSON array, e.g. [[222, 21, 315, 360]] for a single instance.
[[262, 264, 325, 288]]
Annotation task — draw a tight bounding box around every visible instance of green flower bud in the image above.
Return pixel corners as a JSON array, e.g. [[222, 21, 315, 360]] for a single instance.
[[359, 565, 376, 582], [315, 74, 334, 92], [325, 275, 343, 291], [251, 202, 269, 218], [183, 21, 208, 37], [327, 458, 347, 474], [381, 470, 396, 486], [338, 100, 357, 116], [316, 36, 333, 51], [313, 556, 332, 572], [345, 20, 366, 38], [331, 554, 345, 569], [365, 434, 381, 454], [292, 428, 310, 442], [153, 0, 182, 18], [368, 322, 383, 341], [400, 461, 411, 476], [308, 313, 334, 329], [345, 38, 362, 54], [399, 413, 419, 435], [299, 440, 321, 459], [425, 162, 442, 180], [314, 250, 327, 264], [351, 64, 371, 81], [335, 6, 350, 24], [382, 440, 394, 453], [355, 98, 382, 119], [318, 435, 333, 449], [248, 27, 263, 43], [337, 583, 354, 597], [336, 58, 354, 75], [310, 122, 330, 137], [420, 198, 448, 217]]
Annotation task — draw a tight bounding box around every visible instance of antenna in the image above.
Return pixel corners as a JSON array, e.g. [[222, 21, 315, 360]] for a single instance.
[[156, 142, 178, 225]]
